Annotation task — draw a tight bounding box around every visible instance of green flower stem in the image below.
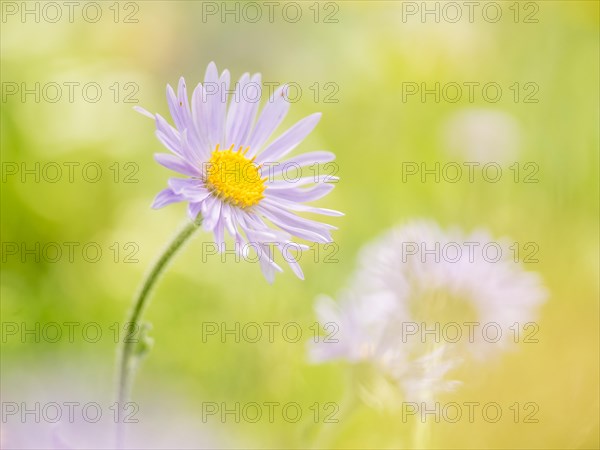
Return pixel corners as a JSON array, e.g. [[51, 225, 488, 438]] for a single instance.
[[412, 417, 432, 449], [115, 215, 202, 446]]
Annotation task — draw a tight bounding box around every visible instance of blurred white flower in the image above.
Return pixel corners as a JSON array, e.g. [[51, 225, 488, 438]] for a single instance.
[[441, 108, 521, 165], [0, 363, 219, 449], [311, 220, 547, 404]]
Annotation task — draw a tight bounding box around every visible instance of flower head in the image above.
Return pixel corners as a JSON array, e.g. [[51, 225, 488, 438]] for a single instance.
[[311, 220, 547, 404], [135, 62, 342, 282]]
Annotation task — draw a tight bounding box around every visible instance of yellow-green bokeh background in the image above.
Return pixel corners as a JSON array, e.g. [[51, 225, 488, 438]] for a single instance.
[[1, 1, 598, 448]]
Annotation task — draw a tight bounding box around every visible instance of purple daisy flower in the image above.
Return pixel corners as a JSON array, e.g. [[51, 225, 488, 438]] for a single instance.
[[135, 62, 342, 282]]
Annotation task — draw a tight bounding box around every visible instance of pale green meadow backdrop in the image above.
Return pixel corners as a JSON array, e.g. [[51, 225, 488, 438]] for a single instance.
[[1, 1, 598, 449]]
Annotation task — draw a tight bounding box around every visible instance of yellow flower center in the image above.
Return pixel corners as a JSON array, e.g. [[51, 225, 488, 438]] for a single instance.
[[205, 144, 266, 208]]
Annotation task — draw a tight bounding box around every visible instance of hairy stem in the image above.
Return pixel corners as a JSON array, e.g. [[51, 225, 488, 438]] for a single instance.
[[115, 215, 202, 446]]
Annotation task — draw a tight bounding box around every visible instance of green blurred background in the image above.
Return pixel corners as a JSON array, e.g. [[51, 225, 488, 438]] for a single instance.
[[1, 1, 598, 448]]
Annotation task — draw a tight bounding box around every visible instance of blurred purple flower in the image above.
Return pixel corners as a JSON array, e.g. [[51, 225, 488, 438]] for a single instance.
[[311, 220, 547, 404]]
